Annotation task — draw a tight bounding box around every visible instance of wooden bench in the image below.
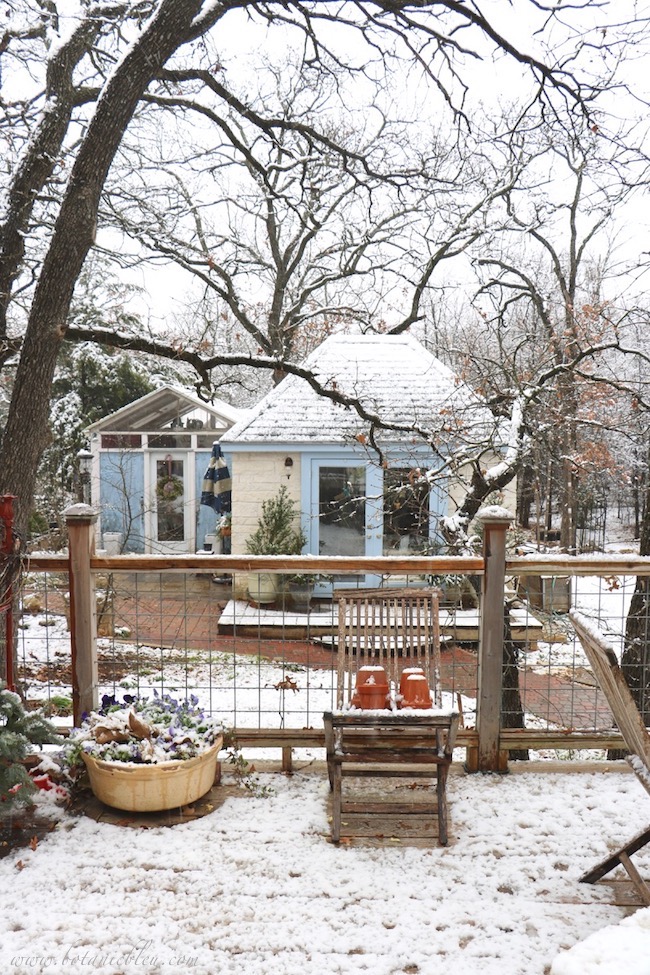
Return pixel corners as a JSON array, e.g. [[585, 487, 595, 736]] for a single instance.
[[570, 610, 650, 906], [324, 710, 459, 844]]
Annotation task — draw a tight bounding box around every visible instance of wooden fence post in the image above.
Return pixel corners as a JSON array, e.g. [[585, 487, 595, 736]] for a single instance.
[[474, 508, 513, 773], [65, 504, 98, 725]]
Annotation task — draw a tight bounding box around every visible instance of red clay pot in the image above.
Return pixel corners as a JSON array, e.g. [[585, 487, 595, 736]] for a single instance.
[[356, 679, 390, 710], [400, 673, 433, 709], [399, 667, 425, 698], [350, 666, 388, 708]]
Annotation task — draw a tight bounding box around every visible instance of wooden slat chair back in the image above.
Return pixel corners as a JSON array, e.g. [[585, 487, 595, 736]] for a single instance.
[[334, 588, 442, 710], [325, 588, 458, 846], [570, 610, 650, 905]]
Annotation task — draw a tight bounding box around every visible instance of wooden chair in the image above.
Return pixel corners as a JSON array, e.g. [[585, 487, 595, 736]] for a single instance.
[[334, 588, 443, 710], [324, 588, 459, 845], [570, 610, 650, 906]]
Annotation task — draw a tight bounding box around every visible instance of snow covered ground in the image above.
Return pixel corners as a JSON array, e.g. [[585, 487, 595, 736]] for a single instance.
[[6, 568, 649, 973], [1, 762, 648, 975]]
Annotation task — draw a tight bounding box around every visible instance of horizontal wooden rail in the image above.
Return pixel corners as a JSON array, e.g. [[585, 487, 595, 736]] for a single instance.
[[28, 553, 650, 576], [27, 554, 485, 575], [508, 555, 650, 576], [51, 724, 627, 773], [498, 729, 628, 751], [217, 727, 629, 770]]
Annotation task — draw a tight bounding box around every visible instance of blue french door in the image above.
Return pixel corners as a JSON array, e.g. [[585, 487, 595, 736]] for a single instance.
[[305, 453, 444, 590]]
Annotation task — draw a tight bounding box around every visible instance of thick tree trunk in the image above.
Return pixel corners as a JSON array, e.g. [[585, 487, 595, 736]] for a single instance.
[[0, 0, 210, 534], [502, 602, 529, 761], [517, 461, 534, 528], [608, 439, 650, 759], [0, 17, 100, 347], [621, 440, 650, 722]]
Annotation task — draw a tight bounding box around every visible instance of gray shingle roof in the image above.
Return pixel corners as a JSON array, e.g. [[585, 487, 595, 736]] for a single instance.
[[222, 333, 494, 448]]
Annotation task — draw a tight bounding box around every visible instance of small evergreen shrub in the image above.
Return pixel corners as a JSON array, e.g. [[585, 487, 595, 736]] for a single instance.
[[245, 486, 306, 555], [0, 685, 61, 811]]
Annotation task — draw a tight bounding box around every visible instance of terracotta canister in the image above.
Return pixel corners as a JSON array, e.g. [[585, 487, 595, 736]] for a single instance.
[[400, 673, 433, 709], [355, 676, 390, 710], [399, 667, 425, 698], [351, 666, 389, 709]]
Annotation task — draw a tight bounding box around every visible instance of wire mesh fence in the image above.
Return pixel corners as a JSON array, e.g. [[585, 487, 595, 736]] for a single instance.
[[504, 564, 649, 744], [12, 559, 650, 758]]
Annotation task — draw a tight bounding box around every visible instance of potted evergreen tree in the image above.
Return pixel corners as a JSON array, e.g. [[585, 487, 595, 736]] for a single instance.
[[244, 487, 306, 606]]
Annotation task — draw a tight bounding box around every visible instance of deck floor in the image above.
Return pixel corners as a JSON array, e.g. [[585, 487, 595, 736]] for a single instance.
[[217, 597, 547, 645]]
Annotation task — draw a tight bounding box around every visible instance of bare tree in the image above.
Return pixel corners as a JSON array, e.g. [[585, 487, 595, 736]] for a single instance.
[[97, 50, 523, 382], [0, 0, 642, 538], [433, 111, 650, 551]]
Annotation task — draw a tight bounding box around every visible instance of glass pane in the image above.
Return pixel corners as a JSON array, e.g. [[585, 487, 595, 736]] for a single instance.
[[155, 459, 185, 542], [383, 468, 431, 554], [149, 434, 191, 449], [101, 434, 142, 449], [318, 466, 366, 556]]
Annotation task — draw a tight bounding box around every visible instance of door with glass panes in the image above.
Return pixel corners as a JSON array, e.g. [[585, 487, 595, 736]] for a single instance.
[[309, 457, 441, 588], [149, 453, 192, 553]]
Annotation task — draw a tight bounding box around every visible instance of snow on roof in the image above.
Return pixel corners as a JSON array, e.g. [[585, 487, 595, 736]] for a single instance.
[[222, 333, 495, 448]]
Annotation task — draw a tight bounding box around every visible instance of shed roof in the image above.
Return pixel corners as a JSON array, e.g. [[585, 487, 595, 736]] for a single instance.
[[86, 385, 242, 435], [222, 333, 494, 449]]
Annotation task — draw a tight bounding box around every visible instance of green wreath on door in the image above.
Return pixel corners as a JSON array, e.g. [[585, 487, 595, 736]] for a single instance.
[[157, 474, 184, 501]]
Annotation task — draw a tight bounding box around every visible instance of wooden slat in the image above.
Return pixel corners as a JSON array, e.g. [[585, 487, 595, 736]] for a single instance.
[[334, 750, 449, 764], [499, 729, 629, 751], [570, 611, 650, 904], [570, 611, 650, 768], [38, 554, 485, 575], [339, 767, 447, 779], [509, 556, 650, 576], [342, 801, 438, 816]]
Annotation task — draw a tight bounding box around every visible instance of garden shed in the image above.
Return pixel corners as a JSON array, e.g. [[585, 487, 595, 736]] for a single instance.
[[86, 385, 242, 553], [221, 332, 510, 592]]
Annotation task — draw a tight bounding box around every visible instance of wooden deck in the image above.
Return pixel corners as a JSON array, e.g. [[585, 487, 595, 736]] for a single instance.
[[217, 598, 547, 646]]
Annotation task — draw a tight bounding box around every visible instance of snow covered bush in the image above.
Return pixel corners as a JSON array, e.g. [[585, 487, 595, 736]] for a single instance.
[[0, 684, 61, 810]]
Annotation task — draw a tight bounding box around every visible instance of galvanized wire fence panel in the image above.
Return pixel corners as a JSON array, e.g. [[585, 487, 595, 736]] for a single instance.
[[14, 559, 650, 749], [16, 566, 482, 730], [505, 564, 650, 737], [96, 569, 340, 728], [82, 569, 482, 730], [16, 568, 71, 714]]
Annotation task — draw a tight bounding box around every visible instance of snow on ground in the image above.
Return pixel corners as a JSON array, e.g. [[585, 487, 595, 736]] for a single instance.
[[1, 763, 648, 975], [6, 576, 650, 974], [550, 905, 650, 975]]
